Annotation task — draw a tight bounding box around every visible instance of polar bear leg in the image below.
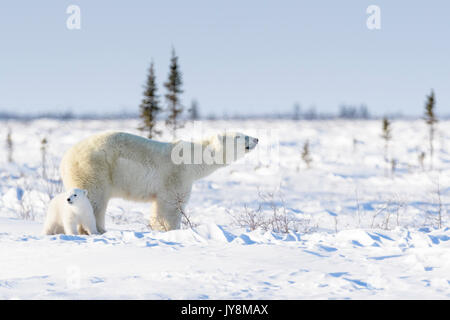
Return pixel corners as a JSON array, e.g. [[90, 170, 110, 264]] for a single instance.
[[150, 198, 182, 231], [63, 217, 78, 235], [42, 200, 60, 235], [43, 215, 65, 235], [90, 194, 109, 234], [42, 214, 54, 235], [80, 211, 99, 235], [77, 225, 88, 235], [42, 220, 57, 235], [95, 206, 107, 234]]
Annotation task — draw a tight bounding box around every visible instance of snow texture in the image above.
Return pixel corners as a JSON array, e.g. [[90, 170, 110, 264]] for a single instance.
[[0, 119, 448, 299]]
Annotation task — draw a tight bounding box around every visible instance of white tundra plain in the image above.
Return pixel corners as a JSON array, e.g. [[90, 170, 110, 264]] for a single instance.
[[0, 118, 448, 299]]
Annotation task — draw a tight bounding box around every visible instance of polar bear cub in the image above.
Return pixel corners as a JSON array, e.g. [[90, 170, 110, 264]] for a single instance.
[[43, 188, 98, 235]]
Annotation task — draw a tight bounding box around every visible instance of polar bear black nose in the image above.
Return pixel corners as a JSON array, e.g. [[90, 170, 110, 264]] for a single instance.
[[67, 198, 71, 202], [255, 138, 259, 143]]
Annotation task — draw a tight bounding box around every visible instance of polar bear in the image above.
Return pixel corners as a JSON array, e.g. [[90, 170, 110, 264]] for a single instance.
[[42, 188, 98, 235], [60, 131, 258, 232]]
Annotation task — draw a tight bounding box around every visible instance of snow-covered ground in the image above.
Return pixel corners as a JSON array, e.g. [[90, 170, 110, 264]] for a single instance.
[[0, 119, 449, 299]]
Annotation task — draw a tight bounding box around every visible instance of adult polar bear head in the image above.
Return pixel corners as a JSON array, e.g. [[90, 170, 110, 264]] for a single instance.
[[209, 132, 259, 155], [60, 131, 258, 233], [172, 132, 259, 166]]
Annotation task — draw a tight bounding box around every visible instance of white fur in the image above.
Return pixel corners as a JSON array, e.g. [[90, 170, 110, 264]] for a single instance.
[[42, 188, 98, 235], [60, 131, 258, 232]]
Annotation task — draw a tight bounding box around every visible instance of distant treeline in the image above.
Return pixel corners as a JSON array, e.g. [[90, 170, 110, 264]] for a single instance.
[[0, 111, 138, 121], [0, 106, 447, 121]]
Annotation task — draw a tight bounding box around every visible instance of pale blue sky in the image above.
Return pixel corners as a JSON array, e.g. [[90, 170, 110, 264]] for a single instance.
[[0, 0, 449, 116]]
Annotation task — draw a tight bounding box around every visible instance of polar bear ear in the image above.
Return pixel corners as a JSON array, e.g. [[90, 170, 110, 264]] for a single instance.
[[83, 189, 88, 196]]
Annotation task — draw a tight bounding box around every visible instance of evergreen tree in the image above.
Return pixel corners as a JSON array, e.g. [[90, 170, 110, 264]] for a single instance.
[[359, 104, 370, 119], [293, 103, 301, 120], [424, 90, 437, 170], [6, 128, 13, 163], [139, 61, 161, 139], [381, 117, 392, 176], [41, 137, 48, 179], [189, 99, 200, 120], [164, 48, 183, 139], [304, 106, 317, 120]]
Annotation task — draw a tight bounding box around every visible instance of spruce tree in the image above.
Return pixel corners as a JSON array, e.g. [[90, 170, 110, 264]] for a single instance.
[[6, 128, 13, 163], [41, 137, 48, 179], [139, 61, 161, 139], [424, 90, 437, 170], [359, 104, 370, 119], [293, 103, 301, 120], [189, 99, 200, 120], [164, 48, 183, 139], [381, 117, 392, 176]]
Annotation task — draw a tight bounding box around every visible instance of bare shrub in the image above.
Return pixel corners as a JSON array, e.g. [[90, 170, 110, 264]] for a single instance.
[[180, 209, 198, 229], [232, 203, 270, 231], [355, 189, 362, 227], [38, 157, 64, 202], [370, 197, 407, 230], [172, 192, 198, 230], [418, 151, 426, 171], [15, 174, 37, 221], [436, 179, 443, 229], [42, 178, 64, 200], [333, 215, 339, 234], [425, 175, 444, 229], [233, 190, 316, 234], [110, 206, 130, 225], [10, 155, 64, 222], [391, 159, 397, 177], [6, 128, 13, 163], [301, 140, 312, 169], [109, 206, 150, 228]]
